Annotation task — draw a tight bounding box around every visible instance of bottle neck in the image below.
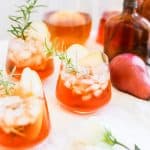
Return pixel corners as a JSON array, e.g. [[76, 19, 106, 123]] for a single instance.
[[123, 7, 137, 14], [123, 0, 137, 14]]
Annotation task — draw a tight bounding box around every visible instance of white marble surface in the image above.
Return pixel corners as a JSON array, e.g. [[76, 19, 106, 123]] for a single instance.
[[0, 41, 150, 150]]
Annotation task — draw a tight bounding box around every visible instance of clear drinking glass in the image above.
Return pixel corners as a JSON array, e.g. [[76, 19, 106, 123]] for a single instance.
[[56, 50, 111, 114], [43, 0, 92, 51], [6, 37, 54, 80], [0, 68, 50, 149]]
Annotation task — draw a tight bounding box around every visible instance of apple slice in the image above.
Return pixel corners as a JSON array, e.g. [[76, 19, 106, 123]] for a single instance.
[[79, 51, 105, 67], [24, 100, 44, 140], [19, 68, 44, 140], [25, 21, 50, 42], [66, 44, 89, 66], [19, 68, 43, 98]]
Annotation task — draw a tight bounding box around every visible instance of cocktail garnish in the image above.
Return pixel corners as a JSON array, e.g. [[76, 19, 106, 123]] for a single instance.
[[0, 70, 15, 96], [44, 40, 77, 73], [8, 0, 44, 40], [102, 129, 141, 150]]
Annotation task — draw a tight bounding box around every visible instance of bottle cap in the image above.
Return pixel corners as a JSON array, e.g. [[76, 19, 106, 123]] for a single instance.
[[123, 0, 138, 9]]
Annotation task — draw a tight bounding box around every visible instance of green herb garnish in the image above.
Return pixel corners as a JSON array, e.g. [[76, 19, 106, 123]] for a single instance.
[[8, 0, 43, 40], [0, 70, 15, 96], [44, 40, 77, 73], [57, 52, 77, 73], [44, 39, 55, 57], [102, 129, 141, 150]]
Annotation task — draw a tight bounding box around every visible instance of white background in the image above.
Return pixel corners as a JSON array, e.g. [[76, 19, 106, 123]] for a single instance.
[[0, 0, 123, 40]]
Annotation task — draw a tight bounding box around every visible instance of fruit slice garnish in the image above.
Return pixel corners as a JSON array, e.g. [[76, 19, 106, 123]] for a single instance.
[[79, 51, 104, 67], [24, 99, 43, 140], [0, 96, 44, 140], [25, 21, 50, 42], [66, 44, 89, 66], [19, 68, 43, 98]]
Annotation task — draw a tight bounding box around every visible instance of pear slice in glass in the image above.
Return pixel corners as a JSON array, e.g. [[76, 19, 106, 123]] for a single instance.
[[66, 44, 89, 66], [79, 51, 107, 67], [18, 68, 44, 140]]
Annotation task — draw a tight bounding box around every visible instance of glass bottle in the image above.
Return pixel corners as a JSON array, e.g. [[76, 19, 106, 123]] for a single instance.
[[43, 0, 92, 51], [104, 0, 150, 63], [96, 11, 120, 45], [138, 0, 150, 21]]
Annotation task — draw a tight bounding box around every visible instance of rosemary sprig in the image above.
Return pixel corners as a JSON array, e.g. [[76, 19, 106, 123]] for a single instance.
[[8, 0, 43, 40], [44, 40, 77, 73], [57, 52, 77, 73], [0, 70, 15, 96], [44, 39, 55, 57], [102, 129, 141, 150]]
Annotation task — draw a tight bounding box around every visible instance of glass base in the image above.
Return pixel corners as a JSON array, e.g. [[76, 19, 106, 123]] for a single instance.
[[57, 101, 109, 115]]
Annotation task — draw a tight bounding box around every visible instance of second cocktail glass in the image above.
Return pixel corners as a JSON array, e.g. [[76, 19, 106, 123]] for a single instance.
[[56, 45, 111, 113]]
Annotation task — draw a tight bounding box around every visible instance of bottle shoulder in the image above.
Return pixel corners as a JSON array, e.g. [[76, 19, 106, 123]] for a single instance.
[[106, 12, 150, 31], [139, 0, 150, 21], [132, 13, 150, 30]]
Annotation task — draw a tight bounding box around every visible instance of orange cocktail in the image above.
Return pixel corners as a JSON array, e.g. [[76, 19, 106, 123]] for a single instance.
[[6, 22, 54, 80], [0, 68, 50, 148], [44, 11, 92, 51], [56, 45, 111, 113]]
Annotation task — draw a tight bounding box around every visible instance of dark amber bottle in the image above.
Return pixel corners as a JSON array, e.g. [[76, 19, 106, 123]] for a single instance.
[[138, 0, 150, 21], [104, 0, 150, 63]]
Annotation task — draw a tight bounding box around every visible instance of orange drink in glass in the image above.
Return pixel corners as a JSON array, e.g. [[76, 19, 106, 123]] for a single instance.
[[56, 44, 111, 113], [0, 68, 50, 148], [6, 22, 54, 80]]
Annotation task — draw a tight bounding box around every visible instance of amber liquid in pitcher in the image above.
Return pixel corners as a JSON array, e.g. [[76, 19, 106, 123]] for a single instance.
[[44, 11, 92, 51]]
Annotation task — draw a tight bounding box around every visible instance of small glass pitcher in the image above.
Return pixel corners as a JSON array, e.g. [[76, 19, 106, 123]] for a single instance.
[[43, 0, 92, 51]]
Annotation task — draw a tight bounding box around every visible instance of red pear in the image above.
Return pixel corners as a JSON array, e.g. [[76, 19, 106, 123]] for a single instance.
[[110, 53, 150, 100]]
